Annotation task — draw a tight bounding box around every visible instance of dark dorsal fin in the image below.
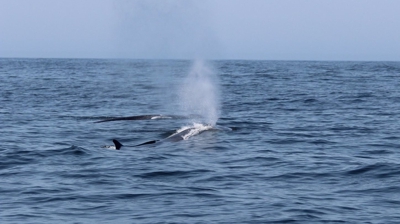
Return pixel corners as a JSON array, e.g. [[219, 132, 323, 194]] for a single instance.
[[112, 139, 123, 150]]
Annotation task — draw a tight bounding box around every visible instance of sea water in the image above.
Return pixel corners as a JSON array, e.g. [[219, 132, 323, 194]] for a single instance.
[[1, 58, 400, 223]]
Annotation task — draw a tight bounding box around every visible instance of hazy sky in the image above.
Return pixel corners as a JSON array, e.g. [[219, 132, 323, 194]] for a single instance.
[[1, 0, 399, 61]]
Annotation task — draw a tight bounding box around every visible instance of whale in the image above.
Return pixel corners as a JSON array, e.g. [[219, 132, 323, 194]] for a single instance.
[[94, 114, 201, 123], [103, 124, 227, 150], [97, 114, 232, 150]]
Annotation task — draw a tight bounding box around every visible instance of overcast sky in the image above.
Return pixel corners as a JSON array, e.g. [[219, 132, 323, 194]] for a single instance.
[[1, 0, 399, 61]]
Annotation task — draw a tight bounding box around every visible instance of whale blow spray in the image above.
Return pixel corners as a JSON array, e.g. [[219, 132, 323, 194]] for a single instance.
[[180, 60, 220, 125]]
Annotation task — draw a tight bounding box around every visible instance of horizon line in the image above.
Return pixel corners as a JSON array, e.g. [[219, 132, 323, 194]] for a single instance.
[[1, 56, 399, 63]]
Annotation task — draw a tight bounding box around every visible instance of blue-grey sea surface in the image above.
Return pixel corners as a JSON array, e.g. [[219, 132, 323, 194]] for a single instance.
[[1, 58, 400, 223]]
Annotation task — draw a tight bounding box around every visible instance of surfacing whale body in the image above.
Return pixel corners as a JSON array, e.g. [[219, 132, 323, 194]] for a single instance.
[[97, 114, 231, 150], [103, 124, 219, 150], [94, 114, 200, 123]]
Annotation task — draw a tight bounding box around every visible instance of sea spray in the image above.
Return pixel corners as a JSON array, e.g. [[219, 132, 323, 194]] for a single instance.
[[180, 60, 220, 125]]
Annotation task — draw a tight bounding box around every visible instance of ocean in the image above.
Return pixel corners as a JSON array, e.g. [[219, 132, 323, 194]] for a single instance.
[[1, 58, 400, 223]]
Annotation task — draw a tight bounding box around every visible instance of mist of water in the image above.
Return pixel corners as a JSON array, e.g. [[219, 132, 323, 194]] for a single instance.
[[179, 60, 220, 126]]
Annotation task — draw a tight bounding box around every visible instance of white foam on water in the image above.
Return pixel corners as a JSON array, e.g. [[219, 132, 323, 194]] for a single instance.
[[175, 123, 214, 140]]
